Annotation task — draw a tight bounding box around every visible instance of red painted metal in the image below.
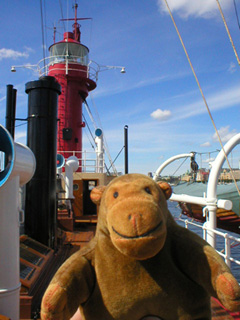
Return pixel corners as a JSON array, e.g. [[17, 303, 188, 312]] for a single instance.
[[48, 6, 96, 171]]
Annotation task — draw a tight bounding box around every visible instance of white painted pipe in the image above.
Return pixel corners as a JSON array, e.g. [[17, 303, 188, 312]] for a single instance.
[[65, 156, 79, 199], [153, 153, 194, 181], [0, 125, 35, 320], [206, 133, 240, 247], [95, 129, 104, 173], [170, 193, 232, 211], [207, 133, 240, 199]]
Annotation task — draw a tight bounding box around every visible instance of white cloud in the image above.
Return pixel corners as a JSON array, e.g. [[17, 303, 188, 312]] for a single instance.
[[228, 62, 236, 74], [170, 85, 240, 122], [24, 46, 34, 53], [157, 0, 231, 19], [0, 48, 29, 61], [203, 157, 215, 163], [151, 108, 172, 121], [200, 141, 211, 147], [212, 126, 237, 143], [94, 75, 168, 98]]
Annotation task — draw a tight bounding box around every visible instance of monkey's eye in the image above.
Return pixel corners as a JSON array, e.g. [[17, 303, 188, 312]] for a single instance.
[[113, 191, 119, 198], [145, 187, 152, 195]]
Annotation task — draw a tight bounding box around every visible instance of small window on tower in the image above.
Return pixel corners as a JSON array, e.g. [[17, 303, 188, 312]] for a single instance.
[[62, 128, 72, 140]]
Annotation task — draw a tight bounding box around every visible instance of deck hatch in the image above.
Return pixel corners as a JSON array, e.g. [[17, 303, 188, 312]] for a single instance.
[[22, 238, 51, 255], [20, 245, 43, 266], [20, 263, 35, 280]]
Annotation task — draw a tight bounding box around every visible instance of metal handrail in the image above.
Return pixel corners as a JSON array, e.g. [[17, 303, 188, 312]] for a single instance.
[[37, 55, 98, 81], [155, 133, 240, 248], [176, 216, 240, 269], [58, 150, 105, 173]]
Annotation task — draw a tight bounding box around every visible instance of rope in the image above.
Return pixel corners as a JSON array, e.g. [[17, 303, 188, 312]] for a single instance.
[[163, 0, 240, 197], [216, 0, 240, 65]]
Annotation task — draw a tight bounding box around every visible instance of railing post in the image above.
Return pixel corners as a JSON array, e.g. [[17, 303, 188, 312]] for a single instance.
[[203, 222, 207, 241], [206, 203, 217, 248], [225, 233, 231, 268]]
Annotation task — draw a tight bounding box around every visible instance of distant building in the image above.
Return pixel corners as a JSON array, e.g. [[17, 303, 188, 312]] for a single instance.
[[180, 168, 240, 183], [219, 169, 240, 182], [181, 174, 191, 182], [196, 169, 209, 182]]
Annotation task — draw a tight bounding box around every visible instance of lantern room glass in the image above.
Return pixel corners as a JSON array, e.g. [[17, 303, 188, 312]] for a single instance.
[[49, 43, 89, 65]]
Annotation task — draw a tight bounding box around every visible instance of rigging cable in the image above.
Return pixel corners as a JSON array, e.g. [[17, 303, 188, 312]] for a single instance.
[[164, 0, 240, 197], [59, 0, 66, 31], [82, 108, 113, 175], [216, 0, 240, 65], [172, 157, 188, 177], [43, 0, 48, 70], [83, 97, 118, 175], [107, 146, 125, 172], [82, 113, 95, 149], [89, 93, 117, 174], [40, 0, 46, 69], [233, 0, 240, 30]]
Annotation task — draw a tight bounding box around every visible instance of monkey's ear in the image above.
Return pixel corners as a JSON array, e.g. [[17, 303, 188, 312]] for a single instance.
[[90, 186, 106, 205], [157, 181, 172, 200]]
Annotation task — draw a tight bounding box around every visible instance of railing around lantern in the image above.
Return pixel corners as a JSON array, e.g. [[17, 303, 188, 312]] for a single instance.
[[11, 56, 125, 85], [36, 55, 97, 81]]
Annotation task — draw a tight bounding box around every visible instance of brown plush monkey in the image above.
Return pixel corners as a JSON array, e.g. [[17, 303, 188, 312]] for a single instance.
[[41, 174, 240, 320]]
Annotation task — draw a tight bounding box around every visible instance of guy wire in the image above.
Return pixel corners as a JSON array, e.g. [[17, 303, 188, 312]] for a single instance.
[[163, 0, 240, 196]]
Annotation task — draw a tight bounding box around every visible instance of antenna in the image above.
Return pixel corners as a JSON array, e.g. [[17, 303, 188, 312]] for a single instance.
[[60, 2, 92, 42]]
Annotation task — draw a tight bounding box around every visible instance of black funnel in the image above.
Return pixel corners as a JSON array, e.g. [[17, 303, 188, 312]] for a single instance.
[[25, 76, 61, 248]]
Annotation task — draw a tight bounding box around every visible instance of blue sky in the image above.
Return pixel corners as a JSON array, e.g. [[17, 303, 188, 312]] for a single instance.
[[1, 0, 240, 175]]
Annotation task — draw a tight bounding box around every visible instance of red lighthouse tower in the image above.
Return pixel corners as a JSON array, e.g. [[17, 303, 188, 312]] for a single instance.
[[48, 4, 96, 169]]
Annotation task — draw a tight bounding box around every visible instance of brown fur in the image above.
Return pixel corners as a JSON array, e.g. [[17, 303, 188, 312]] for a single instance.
[[41, 174, 240, 320]]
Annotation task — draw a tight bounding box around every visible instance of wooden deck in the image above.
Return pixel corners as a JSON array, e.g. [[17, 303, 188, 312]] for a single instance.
[[211, 298, 240, 319], [20, 230, 237, 320]]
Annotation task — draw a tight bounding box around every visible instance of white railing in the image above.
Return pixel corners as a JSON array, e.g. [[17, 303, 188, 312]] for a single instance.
[[175, 215, 240, 270], [1, 149, 106, 173], [35, 55, 98, 82], [154, 133, 240, 248], [58, 150, 105, 173], [31, 56, 124, 84]]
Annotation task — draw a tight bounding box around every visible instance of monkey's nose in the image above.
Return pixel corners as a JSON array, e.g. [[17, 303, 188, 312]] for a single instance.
[[128, 213, 143, 235]]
